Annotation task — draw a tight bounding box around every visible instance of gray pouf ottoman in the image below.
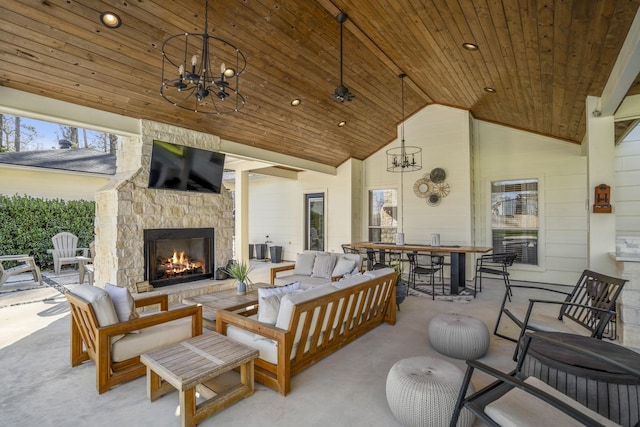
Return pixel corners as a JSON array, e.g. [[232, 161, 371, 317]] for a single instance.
[[429, 313, 490, 359], [386, 356, 475, 427]]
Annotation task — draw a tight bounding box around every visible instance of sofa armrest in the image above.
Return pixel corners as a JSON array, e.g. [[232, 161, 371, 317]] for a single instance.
[[270, 264, 295, 284], [216, 309, 288, 342], [98, 303, 203, 338], [133, 294, 169, 311]]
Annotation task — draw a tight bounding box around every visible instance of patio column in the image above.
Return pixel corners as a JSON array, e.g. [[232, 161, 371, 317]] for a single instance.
[[235, 170, 249, 263], [585, 95, 616, 276]]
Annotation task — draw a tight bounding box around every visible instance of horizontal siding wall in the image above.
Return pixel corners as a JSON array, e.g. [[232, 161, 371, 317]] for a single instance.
[[615, 134, 640, 237], [473, 120, 587, 285]]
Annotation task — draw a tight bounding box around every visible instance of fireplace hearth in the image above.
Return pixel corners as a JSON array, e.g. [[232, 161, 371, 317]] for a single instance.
[[144, 228, 215, 287]]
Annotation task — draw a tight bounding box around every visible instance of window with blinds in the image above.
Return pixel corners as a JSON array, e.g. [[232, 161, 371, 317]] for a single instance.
[[368, 189, 397, 242], [491, 179, 538, 265]]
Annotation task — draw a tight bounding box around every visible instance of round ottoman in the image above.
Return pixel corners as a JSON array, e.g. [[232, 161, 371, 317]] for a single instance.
[[428, 313, 490, 360], [386, 356, 475, 427]]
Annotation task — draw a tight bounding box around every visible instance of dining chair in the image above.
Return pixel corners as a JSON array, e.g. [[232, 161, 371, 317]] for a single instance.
[[406, 252, 445, 300]]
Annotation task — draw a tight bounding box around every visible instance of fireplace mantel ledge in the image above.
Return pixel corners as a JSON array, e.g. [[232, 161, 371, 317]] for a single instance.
[[609, 252, 640, 263]]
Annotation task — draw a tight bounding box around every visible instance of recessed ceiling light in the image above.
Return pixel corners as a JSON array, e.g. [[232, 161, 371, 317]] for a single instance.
[[462, 42, 479, 51], [483, 87, 496, 93], [291, 99, 301, 106], [100, 12, 122, 29], [338, 121, 346, 127]]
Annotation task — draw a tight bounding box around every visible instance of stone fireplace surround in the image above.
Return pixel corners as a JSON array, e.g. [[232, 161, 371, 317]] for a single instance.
[[93, 120, 234, 303]]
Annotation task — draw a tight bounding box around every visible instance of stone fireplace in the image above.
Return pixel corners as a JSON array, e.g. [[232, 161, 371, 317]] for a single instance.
[[94, 120, 234, 297]]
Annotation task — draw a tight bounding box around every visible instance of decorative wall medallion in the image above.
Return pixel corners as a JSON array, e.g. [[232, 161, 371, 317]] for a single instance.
[[430, 167, 446, 183], [414, 167, 449, 206], [413, 178, 432, 198]]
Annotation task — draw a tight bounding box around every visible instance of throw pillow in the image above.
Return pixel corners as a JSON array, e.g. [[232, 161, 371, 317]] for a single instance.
[[293, 252, 316, 276], [311, 253, 337, 279], [70, 284, 124, 344], [331, 257, 357, 278], [257, 281, 301, 325], [105, 283, 138, 322]]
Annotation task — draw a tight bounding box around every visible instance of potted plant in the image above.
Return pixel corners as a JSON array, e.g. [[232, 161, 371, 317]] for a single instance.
[[391, 260, 409, 308], [224, 260, 253, 295]]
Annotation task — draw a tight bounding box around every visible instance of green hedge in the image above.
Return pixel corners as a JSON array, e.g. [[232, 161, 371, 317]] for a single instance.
[[0, 195, 95, 269]]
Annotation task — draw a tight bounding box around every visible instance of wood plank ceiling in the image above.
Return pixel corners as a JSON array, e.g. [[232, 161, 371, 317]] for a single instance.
[[1, 0, 639, 168]]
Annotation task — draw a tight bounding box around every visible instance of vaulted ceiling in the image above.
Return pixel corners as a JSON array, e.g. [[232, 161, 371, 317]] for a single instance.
[[1, 0, 639, 168]]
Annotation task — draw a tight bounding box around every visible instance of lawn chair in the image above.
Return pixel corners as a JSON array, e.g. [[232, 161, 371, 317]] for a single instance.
[[493, 269, 627, 359], [51, 232, 87, 274]]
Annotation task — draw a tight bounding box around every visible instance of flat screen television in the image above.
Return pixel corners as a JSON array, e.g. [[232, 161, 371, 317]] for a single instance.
[[148, 140, 225, 194]]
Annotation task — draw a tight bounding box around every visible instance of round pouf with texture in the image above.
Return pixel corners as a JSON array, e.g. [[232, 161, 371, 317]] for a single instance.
[[386, 356, 475, 427], [428, 313, 490, 360]]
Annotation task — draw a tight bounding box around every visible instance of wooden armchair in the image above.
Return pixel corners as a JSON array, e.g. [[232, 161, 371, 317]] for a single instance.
[[66, 285, 202, 394], [494, 269, 627, 359]]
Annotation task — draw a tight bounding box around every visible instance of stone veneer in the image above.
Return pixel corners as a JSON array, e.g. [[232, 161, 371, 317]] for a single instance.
[[93, 120, 234, 299], [615, 236, 640, 349]]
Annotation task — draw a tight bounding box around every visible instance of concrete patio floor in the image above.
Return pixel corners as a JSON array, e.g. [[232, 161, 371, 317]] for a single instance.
[[0, 263, 560, 426]]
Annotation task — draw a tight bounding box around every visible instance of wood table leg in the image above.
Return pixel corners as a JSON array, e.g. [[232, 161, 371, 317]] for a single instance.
[[180, 386, 197, 427], [147, 367, 174, 402]]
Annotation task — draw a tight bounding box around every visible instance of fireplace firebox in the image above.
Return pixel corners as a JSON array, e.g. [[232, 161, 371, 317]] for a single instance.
[[144, 228, 215, 287]]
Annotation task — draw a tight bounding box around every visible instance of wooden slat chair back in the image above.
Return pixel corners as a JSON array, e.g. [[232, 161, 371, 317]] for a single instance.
[[66, 290, 203, 393], [51, 232, 82, 274]]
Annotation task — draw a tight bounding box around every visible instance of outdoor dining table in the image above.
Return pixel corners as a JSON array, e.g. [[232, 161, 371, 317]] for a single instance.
[[348, 242, 492, 295]]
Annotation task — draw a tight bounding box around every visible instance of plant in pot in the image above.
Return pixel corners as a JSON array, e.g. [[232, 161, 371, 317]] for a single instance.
[[224, 260, 253, 295], [390, 260, 408, 308]]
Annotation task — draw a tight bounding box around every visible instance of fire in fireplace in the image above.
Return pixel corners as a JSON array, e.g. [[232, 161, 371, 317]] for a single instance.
[[144, 228, 215, 287]]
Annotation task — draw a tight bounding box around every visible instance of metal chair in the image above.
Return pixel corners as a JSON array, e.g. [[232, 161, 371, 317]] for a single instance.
[[406, 252, 445, 300], [450, 331, 640, 427], [473, 252, 517, 296], [493, 269, 627, 359]]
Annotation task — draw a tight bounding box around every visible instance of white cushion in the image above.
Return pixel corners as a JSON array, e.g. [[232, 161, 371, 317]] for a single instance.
[[70, 284, 123, 344], [331, 257, 358, 278], [104, 283, 138, 322], [485, 376, 620, 427], [111, 317, 193, 363], [226, 324, 279, 365], [275, 285, 336, 330], [274, 275, 329, 289], [332, 274, 370, 290], [363, 267, 395, 279], [293, 253, 316, 275], [257, 282, 301, 325], [507, 307, 591, 335], [311, 253, 337, 279]]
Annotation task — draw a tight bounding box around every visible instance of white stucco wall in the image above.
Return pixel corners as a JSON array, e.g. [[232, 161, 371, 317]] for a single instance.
[[1, 165, 110, 201]]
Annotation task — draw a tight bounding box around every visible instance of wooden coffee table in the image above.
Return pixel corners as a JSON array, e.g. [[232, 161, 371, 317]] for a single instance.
[[140, 332, 259, 427], [182, 283, 269, 329]]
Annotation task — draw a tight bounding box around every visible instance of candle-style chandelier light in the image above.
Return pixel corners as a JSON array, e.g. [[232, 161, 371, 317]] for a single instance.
[[386, 73, 422, 172], [160, 0, 246, 114]]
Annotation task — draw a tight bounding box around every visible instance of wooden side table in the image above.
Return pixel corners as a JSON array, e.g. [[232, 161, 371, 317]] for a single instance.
[[140, 332, 259, 427]]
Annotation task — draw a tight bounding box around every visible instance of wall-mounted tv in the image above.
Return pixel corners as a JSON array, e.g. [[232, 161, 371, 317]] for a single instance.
[[148, 140, 225, 194]]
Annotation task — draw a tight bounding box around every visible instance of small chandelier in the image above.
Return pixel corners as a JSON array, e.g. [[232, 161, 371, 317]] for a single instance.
[[160, 0, 246, 114], [386, 73, 422, 172]]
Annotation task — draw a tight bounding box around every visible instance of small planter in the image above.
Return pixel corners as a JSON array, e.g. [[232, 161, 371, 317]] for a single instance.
[[396, 280, 408, 307]]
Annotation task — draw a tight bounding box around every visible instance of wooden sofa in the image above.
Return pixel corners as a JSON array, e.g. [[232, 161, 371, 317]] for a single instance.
[[66, 286, 202, 394], [216, 268, 397, 396]]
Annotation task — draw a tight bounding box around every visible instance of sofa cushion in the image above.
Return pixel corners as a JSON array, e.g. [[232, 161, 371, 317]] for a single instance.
[[105, 283, 138, 322], [257, 282, 301, 325], [311, 253, 337, 279], [293, 252, 316, 275], [275, 285, 337, 330], [332, 273, 370, 290], [111, 317, 193, 363], [331, 256, 358, 278], [70, 284, 124, 344]]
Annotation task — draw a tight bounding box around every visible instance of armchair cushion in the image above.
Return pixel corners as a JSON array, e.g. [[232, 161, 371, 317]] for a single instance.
[[105, 283, 138, 322], [485, 376, 619, 427], [293, 252, 316, 275], [111, 317, 194, 363], [71, 284, 123, 343], [505, 306, 589, 336]]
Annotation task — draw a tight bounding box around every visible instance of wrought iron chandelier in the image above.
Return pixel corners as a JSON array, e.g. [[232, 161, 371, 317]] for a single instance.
[[386, 73, 422, 172], [160, 0, 246, 114]]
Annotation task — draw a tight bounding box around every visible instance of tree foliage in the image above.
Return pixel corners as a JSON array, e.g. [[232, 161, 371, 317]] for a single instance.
[[0, 195, 95, 269], [0, 114, 38, 152]]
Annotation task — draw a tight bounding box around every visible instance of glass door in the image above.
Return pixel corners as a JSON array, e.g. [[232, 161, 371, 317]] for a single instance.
[[305, 193, 325, 251]]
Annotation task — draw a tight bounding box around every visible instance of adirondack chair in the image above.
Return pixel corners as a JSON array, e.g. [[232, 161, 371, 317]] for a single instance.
[[51, 232, 87, 274]]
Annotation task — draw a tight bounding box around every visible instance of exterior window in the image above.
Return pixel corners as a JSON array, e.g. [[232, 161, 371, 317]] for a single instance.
[[369, 189, 397, 242], [491, 179, 538, 265], [305, 193, 325, 251]]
